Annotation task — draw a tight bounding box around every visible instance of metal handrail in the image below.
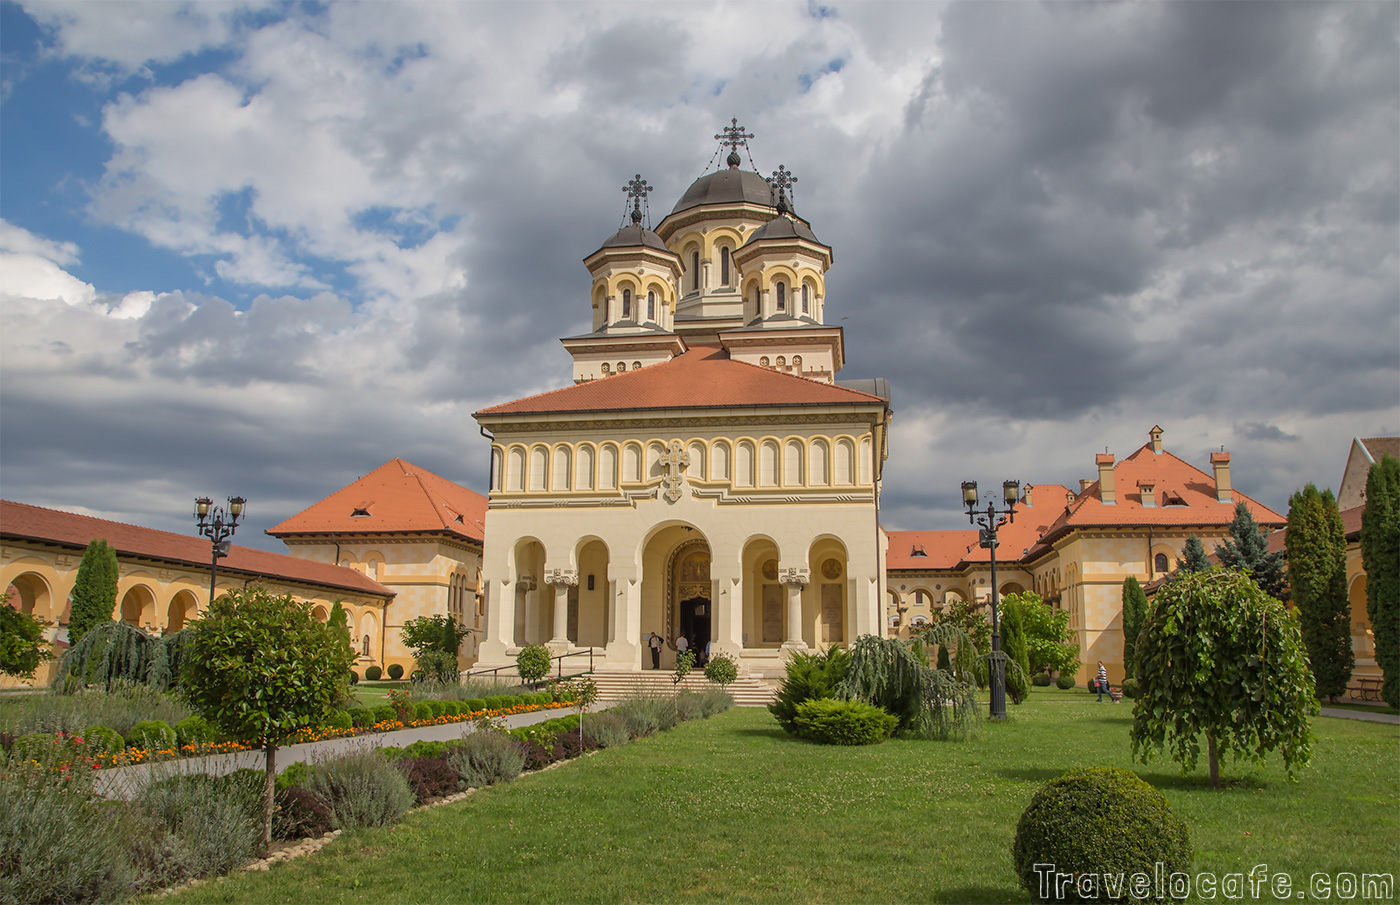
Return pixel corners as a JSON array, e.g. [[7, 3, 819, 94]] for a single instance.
[[466, 647, 597, 684]]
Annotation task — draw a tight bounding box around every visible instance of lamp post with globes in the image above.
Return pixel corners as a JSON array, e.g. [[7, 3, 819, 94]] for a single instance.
[[194, 496, 246, 607], [962, 478, 1020, 721]]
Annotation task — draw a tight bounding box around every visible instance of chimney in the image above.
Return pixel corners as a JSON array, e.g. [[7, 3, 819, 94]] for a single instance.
[[1137, 480, 1156, 507], [1096, 453, 1116, 505], [1079, 479, 1093, 494], [1210, 451, 1233, 503], [1149, 425, 1164, 454], [1023, 484, 1034, 507]]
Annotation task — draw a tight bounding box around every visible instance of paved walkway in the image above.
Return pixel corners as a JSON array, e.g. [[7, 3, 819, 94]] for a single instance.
[[95, 707, 570, 799], [1319, 706, 1399, 724]]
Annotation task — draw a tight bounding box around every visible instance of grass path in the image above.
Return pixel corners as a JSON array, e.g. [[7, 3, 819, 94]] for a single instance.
[[156, 689, 1399, 904]]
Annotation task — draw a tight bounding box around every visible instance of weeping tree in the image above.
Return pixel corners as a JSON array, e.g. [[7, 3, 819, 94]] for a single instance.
[[836, 630, 981, 741], [57, 621, 190, 692]]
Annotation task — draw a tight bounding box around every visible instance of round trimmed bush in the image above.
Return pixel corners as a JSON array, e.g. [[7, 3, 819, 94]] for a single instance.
[[792, 699, 898, 745], [349, 706, 376, 728], [129, 720, 177, 751], [174, 715, 217, 748], [365, 665, 383, 681], [1056, 674, 1077, 690], [465, 698, 487, 714], [387, 663, 405, 680], [426, 700, 447, 718], [83, 726, 126, 755], [483, 696, 506, 711], [1121, 677, 1140, 699], [373, 704, 397, 724], [326, 710, 354, 731], [413, 701, 434, 722], [1013, 767, 1191, 903], [349, 670, 359, 685], [1032, 672, 1053, 687], [443, 700, 462, 717], [10, 731, 56, 762]]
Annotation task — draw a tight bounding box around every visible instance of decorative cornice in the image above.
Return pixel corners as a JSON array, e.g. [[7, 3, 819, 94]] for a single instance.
[[544, 568, 579, 587], [779, 566, 810, 587], [484, 411, 883, 434]]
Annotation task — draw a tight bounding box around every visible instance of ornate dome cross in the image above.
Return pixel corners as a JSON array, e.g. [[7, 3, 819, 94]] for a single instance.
[[768, 164, 798, 214], [623, 173, 654, 225]]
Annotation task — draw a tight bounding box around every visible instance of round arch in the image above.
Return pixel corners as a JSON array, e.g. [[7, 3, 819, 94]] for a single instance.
[[119, 584, 157, 629], [166, 590, 199, 632], [4, 571, 52, 621]]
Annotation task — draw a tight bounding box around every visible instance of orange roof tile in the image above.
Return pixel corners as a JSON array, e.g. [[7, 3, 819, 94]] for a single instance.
[[886, 530, 981, 570], [268, 459, 486, 543], [1, 500, 390, 597], [474, 344, 887, 417], [1267, 504, 1365, 556], [886, 488, 1072, 572]]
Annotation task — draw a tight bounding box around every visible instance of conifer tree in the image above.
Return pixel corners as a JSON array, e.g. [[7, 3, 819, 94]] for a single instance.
[[1360, 455, 1400, 708], [1121, 576, 1147, 676], [1216, 502, 1288, 600], [1176, 535, 1210, 573], [1286, 484, 1352, 701], [1001, 605, 1031, 704], [68, 539, 119, 647]]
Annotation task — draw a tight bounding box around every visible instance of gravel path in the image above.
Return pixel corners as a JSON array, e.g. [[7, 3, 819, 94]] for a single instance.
[[1318, 706, 1399, 724], [95, 707, 569, 799]]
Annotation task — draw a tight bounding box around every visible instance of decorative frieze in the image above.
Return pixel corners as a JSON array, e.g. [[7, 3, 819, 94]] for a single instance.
[[544, 568, 578, 587], [779, 566, 810, 587]]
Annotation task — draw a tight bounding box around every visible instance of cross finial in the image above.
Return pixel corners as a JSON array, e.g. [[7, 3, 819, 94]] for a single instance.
[[623, 173, 653, 225], [715, 117, 755, 167], [768, 164, 797, 214]]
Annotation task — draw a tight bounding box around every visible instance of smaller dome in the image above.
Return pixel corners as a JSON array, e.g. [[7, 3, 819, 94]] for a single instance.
[[597, 224, 672, 254], [742, 213, 823, 247]]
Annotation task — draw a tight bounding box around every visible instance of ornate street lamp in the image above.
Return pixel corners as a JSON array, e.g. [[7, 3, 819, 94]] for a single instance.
[[194, 496, 245, 606], [962, 478, 1020, 720]]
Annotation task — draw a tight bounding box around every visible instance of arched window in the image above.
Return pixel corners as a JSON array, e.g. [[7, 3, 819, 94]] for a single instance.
[[1155, 553, 1169, 574], [601, 363, 610, 374], [720, 247, 731, 285], [776, 356, 785, 367], [617, 362, 627, 372], [362, 634, 370, 657], [692, 251, 700, 290], [802, 283, 810, 313], [647, 291, 655, 320], [632, 361, 641, 371], [622, 289, 631, 318], [792, 355, 802, 368], [760, 356, 769, 367], [776, 281, 786, 311]]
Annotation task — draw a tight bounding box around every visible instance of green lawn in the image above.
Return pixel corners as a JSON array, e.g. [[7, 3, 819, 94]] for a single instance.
[[158, 689, 1399, 904]]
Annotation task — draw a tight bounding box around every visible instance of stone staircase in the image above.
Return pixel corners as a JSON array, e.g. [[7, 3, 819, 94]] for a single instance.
[[587, 670, 776, 707]]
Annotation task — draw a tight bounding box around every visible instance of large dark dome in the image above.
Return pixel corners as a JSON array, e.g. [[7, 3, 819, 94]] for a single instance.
[[671, 167, 774, 214]]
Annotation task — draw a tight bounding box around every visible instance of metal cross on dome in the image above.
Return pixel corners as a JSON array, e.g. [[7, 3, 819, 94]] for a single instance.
[[623, 174, 653, 225], [768, 164, 797, 213], [715, 117, 755, 153]]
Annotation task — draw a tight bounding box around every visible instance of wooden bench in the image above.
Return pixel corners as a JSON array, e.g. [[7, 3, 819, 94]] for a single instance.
[[1349, 676, 1383, 701]]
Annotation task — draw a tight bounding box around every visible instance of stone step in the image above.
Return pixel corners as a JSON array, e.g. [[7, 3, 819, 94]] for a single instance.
[[586, 671, 776, 707]]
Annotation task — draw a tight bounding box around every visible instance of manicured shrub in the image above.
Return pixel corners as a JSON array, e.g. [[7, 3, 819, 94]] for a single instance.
[[403, 739, 451, 760], [82, 725, 125, 755], [1056, 674, 1077, 690], [129, 719, 177, 750], [349, 669, 359, 685], [327, 710, 354, 731], [426, 700, 447, 718], [1122, 677, 1140, 699], [413, 701, 434, 722], [466, 698, 487, 713], [276, 760, 314, 791], [769, 648, 849, 735], [175, 715, 218, 748], [448, 730, 526, 787], [1031, 672, 1053, 687], [483, 696, 506, 711], [387, 663, 405, 680], [793, 699, 898, 745], [514, 738, 561, 772], [373, 704, 397, 723], [365, 665, 383, 681], [310, 749, 416, 829], [585, 711, 630, 749], [1013, 767, 1191, 903], [377, 746, 404, 761], [273, 786, 333, 840], [402, 756, 462, 804], [516, 644, 552, 684], [349, 706, 377, 728], [9, 731, 56, 762], [443, 700, 462, 717]]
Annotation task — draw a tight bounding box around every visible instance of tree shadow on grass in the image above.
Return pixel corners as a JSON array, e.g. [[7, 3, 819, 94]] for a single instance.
[[994, 766, 1271, 793], [934, 885, 1022, 904], [729, 726, 790, 741]]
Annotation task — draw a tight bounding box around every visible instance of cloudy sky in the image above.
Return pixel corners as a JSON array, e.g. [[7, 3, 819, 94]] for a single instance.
[[1, 1, 1396, 553]]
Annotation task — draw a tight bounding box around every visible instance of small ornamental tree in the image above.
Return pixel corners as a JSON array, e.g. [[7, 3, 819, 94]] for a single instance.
[[402, 615, 468, 683], [182, 587, 355, 849], [1176, 535, 1211, 574], [559, 676, 598, 747], [1131, 568, 1316, 789], [1361, 455, 1400, 708], [1121, 576, 1147, 677], [0, 592, 54, 680], [516, 643, 552, 685], [1286, 484, 1353, 701], [1001, 592, 1078, 677], [703, 650, 739, 689], [68, 538, 119, 647], [1215, 502, 1288, 601]]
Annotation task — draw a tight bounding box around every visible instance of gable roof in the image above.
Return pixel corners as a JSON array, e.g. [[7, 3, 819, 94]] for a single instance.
[[474, 344, 887, 418], [1, 500, 390, 597], [887, 485, 1075, 572], [267, 459, 487, 543]]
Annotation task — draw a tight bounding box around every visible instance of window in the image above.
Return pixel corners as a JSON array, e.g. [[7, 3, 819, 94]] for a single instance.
[[632, 361, 641, 370], [647, 291, 655, 320], [776, 356, 785, 367], [601, 363, 610, 374], [776, 281, 786, 311], [617, 362, 626, 372], [692, 251, 700, 291], [622, 289, 631, 318], [911, 545, 927, 557], [361, 634, 370, 657], [1155, 553, 1169, 574], [759, 356, 769, 366], [802, 283, 810, 313], [720, 247, 731, 285], [792, 355, 802, 368]]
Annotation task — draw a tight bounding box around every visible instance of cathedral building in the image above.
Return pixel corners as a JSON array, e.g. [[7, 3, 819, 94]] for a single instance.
[[471, 123, 892, 676]]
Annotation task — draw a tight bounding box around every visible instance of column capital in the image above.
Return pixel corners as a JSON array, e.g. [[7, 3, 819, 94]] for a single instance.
[[544, 568, 578, 587], [779, 566, 810, 588]]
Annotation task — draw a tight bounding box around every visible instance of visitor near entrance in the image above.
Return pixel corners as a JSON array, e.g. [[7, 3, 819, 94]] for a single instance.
[[677, 634, 689, 656], [649, 632, 662, 669]]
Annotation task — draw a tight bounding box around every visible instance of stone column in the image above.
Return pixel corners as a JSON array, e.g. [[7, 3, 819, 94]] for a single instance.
[[476, 579, 515, 666], [780, 566, 809, 651], [604, 575, 643, 670], [712, 571, 743, 656], [544, 568, 577, 655]]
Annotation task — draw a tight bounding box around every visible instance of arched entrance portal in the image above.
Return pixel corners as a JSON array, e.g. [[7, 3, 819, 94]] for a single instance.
[[670, 541, 711, 659]]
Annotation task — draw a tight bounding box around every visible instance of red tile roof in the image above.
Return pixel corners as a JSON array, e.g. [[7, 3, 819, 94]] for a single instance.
[[1266, 504, 1365, 555], [1, 500, 390, 597], [887, 485, 1074, 572], [474, 344, 887, 417], [267, 458, 486, 543]]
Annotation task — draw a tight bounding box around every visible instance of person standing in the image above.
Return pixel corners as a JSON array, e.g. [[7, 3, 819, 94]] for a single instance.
[[649, 632, 662, 669], [1095, 661, 1109, 702], [677, 634, 689, 660]]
